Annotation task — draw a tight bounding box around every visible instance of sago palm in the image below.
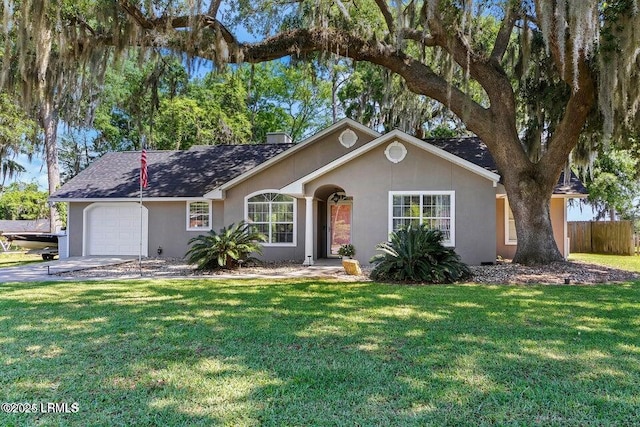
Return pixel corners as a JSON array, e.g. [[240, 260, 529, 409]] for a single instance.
[[186, 221, 266, 270], [370, 225, 471, 283]]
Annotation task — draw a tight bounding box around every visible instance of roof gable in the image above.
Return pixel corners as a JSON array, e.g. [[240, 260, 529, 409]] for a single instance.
[[280, 130, 501, 196], [204, 118, 381, 199]]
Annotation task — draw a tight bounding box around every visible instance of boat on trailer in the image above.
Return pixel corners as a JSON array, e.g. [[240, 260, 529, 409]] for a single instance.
[[1, 232, 59, 259]]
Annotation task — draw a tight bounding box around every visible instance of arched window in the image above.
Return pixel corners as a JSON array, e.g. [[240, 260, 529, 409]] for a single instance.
[[247, 192, 296, 244]]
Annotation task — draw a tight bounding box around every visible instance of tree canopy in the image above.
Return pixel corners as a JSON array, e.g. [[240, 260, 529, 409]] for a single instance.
[[57, 58, 335, 181], [0, 182, 48, 220], [583, 148, 640, 221], [0, 93, 38, 183], [92, 57, 253, 151], [2, 0, 639, 264]]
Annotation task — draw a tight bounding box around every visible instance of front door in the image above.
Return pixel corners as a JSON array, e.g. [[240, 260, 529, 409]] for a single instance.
[[328, 198, 352, 257]]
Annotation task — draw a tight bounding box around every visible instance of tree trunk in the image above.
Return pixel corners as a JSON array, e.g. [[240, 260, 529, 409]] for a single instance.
[[331, 62, 339, 124], [502, 169, 564, 265], [41, 97, 61, 233]]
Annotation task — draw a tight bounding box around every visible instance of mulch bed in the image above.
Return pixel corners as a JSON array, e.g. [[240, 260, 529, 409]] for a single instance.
[[57, 258, 640, 285], [469, 261, 639, 285]]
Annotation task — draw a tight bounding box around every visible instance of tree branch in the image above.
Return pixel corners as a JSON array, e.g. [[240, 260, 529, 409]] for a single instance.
[[490, 4, 518, 63], [207, 0, 222, 17], [118, 0, 153, 29], [419, 5, 529, 170], [427, 11, 517, 126], [373, 0, 395, 34], [540, 58, 595, 175], [114, 1, 497, 147], [116, 0, 238, 47], [236, 28, 491, 134], [401, 28, 436, 46], [69, 16, 97, 36]]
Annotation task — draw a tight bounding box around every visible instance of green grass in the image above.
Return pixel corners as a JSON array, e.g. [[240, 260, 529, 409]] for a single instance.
[[2, 278, 640, 426], [569, 253, 640, 272], [0, 252, 44, 268]]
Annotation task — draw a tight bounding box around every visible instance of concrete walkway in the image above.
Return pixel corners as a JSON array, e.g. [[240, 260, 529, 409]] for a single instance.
[[0, 256, 136, 283]]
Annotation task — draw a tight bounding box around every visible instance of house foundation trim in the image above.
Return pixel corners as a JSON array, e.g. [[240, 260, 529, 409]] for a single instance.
[[304, 196, 314, 265]]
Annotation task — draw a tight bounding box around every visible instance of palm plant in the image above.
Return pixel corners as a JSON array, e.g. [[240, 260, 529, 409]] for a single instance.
[[186, 221, 266, 270], [370, 225, 471, 283]]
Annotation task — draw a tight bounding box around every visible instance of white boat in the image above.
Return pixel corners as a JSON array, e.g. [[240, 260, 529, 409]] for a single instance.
[[2, 232, 59, 250]]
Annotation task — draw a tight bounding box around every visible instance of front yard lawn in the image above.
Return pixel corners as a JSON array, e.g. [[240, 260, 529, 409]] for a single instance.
[[569, 253, 640, 272], [0, 251, 44, 268], [1, 278, 640, 426]]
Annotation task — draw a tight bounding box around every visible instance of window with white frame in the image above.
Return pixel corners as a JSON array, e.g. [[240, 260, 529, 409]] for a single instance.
[[390, 191, 455, 245], [186, 201, 212, 231], [505, 199, 517, 245], [247, 192, 295, 244]]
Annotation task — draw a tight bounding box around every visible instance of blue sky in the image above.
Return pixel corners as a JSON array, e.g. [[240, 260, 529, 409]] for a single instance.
[[8, 153, 49, 189], [568, 200, 596, 221]]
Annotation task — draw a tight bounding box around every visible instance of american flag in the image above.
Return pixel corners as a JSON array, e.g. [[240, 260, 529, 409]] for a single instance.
[[140, 148, 148, 189]]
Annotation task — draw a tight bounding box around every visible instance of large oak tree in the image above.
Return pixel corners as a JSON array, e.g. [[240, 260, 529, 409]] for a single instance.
[[2, 0, 639, 264]]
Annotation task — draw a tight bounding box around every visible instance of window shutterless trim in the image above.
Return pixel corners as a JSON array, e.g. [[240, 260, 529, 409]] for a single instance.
[[186, 200, 212, 231], [504, 199, 517, 245], [388, 191, 455, 247]]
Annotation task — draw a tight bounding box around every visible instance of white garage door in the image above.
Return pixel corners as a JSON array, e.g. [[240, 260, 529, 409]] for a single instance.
[[84, 203, 148, 256]]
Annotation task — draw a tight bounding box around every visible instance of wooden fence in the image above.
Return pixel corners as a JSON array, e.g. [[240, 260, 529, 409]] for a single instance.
[[568, 221, 636, 255]]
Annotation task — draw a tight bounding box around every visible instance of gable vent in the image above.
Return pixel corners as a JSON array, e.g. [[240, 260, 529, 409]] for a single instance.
[[385, 141, 407, 163], [339, 129, 358, 148]]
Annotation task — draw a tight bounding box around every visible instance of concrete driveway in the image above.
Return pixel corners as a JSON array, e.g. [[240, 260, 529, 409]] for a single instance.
[[0, 256, 135, 283]]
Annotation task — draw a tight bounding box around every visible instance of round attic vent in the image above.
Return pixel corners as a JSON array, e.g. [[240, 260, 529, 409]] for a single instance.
[[384, 141, 407, 163], [339, 129, 358, 148]]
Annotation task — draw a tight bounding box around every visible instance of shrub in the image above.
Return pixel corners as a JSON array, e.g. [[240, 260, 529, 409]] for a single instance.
[[369, 225, 471, 283], [186, 221, 266, 270]]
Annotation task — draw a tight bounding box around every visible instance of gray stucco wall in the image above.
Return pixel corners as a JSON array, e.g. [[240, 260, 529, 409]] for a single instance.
[[146, 201, 222, 258], [225, 132, 497, 265], [68, 200, 225, 258], [300, 140, 497, 265], [219, 126, 378, 262]]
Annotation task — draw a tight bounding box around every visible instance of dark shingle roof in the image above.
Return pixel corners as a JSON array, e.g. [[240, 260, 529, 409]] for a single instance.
[[51, 144, 294, 199], [427, 137, 587, 195]]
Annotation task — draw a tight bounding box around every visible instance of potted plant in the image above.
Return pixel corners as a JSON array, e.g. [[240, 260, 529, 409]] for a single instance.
[[337, 243, 356, 259]]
